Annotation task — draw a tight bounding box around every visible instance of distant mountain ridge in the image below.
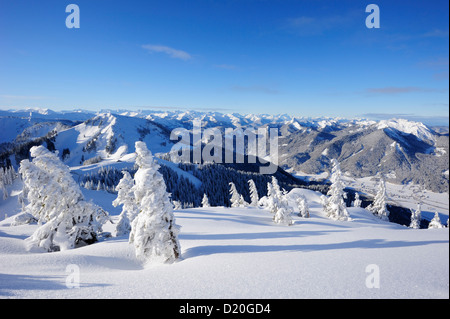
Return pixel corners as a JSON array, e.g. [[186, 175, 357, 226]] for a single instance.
[[0, 108, 448, 192]]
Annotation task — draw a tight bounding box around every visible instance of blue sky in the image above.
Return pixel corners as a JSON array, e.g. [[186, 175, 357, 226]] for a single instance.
[[0, 0, 448, 125]]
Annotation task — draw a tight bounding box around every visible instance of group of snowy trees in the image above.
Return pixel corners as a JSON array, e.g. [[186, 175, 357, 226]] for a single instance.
[[228, 176, 298, 226], [409, 204, 448, 229], [9, 139, 448, 265], [263, 177, 294, 225], [0, 166, 17, 200], [13, 141, 180, 264], [112, 142, 181, 264]]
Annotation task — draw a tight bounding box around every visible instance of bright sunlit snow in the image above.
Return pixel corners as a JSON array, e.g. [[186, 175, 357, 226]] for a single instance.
[[1, 187, 448, 299]]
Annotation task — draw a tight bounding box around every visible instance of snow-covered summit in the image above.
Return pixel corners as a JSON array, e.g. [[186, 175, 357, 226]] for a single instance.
[[377, 118, 436, 143]]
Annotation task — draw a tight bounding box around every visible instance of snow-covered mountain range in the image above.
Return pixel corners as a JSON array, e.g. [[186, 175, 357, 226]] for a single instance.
[[0, 108, 448, 299], [1, 108, 448, 193]]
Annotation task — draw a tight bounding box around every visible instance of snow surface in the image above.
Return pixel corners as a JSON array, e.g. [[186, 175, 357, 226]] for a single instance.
[[0, 188, 448, 299]]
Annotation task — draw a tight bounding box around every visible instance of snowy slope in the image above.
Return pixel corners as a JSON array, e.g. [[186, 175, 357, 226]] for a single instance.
[[0, 188, 448, 299], [52, 113, 173, 167], [2, 108, 448, 192]]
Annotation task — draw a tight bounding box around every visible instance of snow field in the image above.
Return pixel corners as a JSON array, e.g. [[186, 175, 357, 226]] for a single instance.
[[1, 188, 448, 299]]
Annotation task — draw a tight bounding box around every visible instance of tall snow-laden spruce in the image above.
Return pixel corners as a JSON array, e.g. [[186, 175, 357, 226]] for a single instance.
[[112, 171, 138, 237], [129, 141, 181, 264], [409, 204, 422, 229], [20, 146, 109, 252], [269, 177, 293, 226], [367, 176, 390, 221], [322, 159, 350, 221], [201, 193, 210, 207], [0, 179, 7, 200], [248, 179, 259, 207], [229, 182, 241, 208]]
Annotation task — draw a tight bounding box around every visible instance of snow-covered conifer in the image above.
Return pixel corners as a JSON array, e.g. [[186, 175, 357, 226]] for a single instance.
[[409, 204, 422, 229], [296, 195, 310, 218], [367, 177, 389, 221], [352, 193, 362, 208], [248, 179, 259, 206], [229, 182, 241, 208], [268, 177, 293, 225], [238, 194, 249, 207], [20, 146, 109, 252], [265, 180, 278, 214], [428, 212, 444, 229], [202, 193, 210, 207], [1, 180, 7, 200], [322, 159, 351, 221], [129, 141, 181, 264], [172, 200, 182, 210], [113, 171, 138, 237]]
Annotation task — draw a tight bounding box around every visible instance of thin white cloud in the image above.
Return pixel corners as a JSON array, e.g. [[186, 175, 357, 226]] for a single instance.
[[142, 44, 192, 61]]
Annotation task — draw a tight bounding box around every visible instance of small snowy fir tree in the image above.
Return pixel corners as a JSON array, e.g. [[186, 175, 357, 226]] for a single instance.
[[238, 195, 248, 207], [0, 179, 7, 200], [201, 193, 210, 207], [322, 159, 351, 221], [428, 212, 444, 229], [172, 200, 182, 210], [20, 146, 109, 252], [367, 177, 390, 221], [129, 141, 181, 264], [296, 195, 310, 218], [409, 204, 422, 229], [273, 197, 294, 225], [248, 179, 259, 207], [352, 193, 362, 208], [265, 181, 278, 214], [229, 182, 241, 208], [112, 171, 138, 237], [270, 177, 293, 225]]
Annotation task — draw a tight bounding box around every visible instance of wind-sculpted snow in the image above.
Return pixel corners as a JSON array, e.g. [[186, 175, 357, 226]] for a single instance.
[[0, 187, 448, 298]]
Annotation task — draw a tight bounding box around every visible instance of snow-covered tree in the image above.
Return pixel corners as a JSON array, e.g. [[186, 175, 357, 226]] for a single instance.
[[0, 179, 7, 200], [296, 195, 310, 218], [20, 146, 109, 252], [129, 141, 181, 264], [229, 182, 241, 208], [428, 212, 444, 229], [172, 200, 182, 210], [201, 193, 210, 207], [112, 171, 138, 237], [322, 159, 351, 221], [409, 204, 422, 229], [248, 179, 259, 206], [0, 166, 16, 187], [352, 193, 362, 208], [238, 194, 249, 207], [367, 177, 389, 221], [267, 177, 293, 225]]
